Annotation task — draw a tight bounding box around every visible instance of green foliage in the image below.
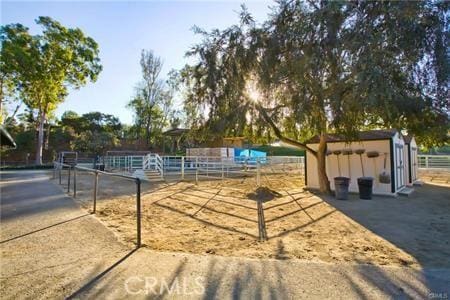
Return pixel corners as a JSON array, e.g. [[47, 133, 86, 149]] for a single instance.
[[182, 1, 449, 148], [127, 50, 178, 147], [61, 111, 122, 135], [60, 111, 122, 155], [0, 16, 102, 163], [71, 131, 119, 156]]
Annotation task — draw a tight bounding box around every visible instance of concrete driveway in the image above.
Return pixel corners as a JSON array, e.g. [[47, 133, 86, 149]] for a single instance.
[[1, 170, 449, 299]]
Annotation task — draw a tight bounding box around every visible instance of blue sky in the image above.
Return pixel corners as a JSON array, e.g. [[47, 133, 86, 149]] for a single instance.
[[1, 0, 273, 124]]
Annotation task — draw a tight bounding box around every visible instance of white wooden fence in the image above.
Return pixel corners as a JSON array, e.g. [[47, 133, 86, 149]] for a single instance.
[[418, 155, 450, 169]]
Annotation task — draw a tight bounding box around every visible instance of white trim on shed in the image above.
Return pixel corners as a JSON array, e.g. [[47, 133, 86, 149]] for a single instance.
[[305, 130, 407, 196]]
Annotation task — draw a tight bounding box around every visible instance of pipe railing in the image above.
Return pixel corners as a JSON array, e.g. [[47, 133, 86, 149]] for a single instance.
[[53, 161, 142, 248], [98, 154, 305, 183]]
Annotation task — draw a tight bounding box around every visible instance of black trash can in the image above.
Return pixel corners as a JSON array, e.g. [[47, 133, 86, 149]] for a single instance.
[[357, 177, 374, 200], [334, 177, 350, 200]]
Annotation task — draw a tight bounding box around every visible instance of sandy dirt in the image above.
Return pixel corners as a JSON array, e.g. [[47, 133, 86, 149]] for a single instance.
[[65, 168, 450, 269], [2, 170, 449, 299], [417, 169, 450, 186]]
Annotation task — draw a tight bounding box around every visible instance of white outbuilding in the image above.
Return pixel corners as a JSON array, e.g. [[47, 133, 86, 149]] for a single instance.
[[305, 129, 413, 196], [403, 135, 419, 186]]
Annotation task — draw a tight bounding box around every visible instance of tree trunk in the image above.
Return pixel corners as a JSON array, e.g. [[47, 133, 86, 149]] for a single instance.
[[256, 103, 332, 194], [45, 122, 51, 150], [317, 133, 331, 194], [145, 120, 151, 147], [35, 110, 46, 165]]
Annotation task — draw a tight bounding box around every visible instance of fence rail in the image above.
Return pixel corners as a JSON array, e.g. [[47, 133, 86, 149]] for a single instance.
[[53, 161, 142, 247], [418, 155, 450, 169], [100, 154, 305, 183]]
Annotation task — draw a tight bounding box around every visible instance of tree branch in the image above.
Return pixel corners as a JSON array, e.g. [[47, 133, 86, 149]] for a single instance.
[[255, 103, 317, 157]]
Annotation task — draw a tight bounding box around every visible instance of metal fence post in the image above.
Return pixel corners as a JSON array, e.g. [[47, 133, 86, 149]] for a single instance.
[[195, 168, 198, 185], [136, 178, 141, 248], [93, 171, 98, 214], [73, 167, 77, 198], [181, 156, 185, 180], [59, 165, 62, 185], [53, 163, 56, 179], [257, 160, 261, 187], [67, 166, 71, 193]]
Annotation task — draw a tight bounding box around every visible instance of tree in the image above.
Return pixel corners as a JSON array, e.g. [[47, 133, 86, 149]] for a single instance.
[[0, 17, 102, 164], [128, 50, 165, 146], [182, 2, 449, 193], [61, 111, 122, 155], [72, 131, 119, 156]]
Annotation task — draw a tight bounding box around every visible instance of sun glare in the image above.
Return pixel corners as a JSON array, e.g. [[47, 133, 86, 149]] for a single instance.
[[246, 81, 261, 103]]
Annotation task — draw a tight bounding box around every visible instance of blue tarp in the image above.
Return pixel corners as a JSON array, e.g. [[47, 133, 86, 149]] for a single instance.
[[234, 148, 267, 164]]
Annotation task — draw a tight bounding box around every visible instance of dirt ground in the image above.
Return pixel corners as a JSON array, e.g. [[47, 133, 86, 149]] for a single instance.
[[63, 168, 450, 270]]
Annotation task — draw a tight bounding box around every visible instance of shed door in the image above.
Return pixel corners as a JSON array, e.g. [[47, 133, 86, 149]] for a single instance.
[[395, 144, 405, 189], [411, 147, 417, 182]]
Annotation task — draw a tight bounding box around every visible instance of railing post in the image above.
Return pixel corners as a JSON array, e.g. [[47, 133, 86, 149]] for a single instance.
[[181, 156, 185, 180], [53, 162, 56, 179], [67, 166, 71, 193], [425, 156, 429, 168], [73, 167, 77, 198], [93, 171, 98, 214], [257, 160, 261, 187], [59, 164, 62, 185], [195, 168, 198, 185], [222, 162, 224, 180], [136, 178, 141, 248]]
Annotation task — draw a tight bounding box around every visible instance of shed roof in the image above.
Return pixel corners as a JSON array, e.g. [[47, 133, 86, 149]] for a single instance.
[[306, 129, 398, 144], [403, 134, 413, 144], [0, 126, 16, 148]]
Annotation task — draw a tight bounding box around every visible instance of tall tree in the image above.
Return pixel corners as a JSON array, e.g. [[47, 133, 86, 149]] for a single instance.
[[183, 2, 449, 193], [128, 50, 165, 146], [0, 17, 102, 164]]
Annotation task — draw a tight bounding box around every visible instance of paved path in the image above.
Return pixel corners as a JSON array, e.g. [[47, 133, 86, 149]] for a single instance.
[[1, 170, 449, 299]]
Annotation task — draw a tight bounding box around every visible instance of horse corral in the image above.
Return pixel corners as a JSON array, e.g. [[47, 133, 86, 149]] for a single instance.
[[53, 154, 450, 269]]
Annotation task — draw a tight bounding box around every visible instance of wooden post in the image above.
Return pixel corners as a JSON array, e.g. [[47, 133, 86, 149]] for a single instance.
[[93, 171, 98, 214], [67, 166, 71, 193], [136, 178, 141, 248], [73, 167, 77, 198], [181, 156, 185, 180]]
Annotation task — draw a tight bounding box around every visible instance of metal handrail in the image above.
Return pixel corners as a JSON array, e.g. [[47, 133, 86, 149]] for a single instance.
[[53, 161, 142, 247]]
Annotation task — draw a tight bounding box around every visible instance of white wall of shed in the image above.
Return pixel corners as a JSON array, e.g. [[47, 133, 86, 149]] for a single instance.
[[306, 138, 400, 195]]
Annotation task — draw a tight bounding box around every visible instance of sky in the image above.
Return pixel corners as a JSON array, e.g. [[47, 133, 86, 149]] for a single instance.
[[1, 0, 273, 124]]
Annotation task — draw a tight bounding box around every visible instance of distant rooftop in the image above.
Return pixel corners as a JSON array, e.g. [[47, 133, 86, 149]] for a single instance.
[[162, 128, 190, 137]]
